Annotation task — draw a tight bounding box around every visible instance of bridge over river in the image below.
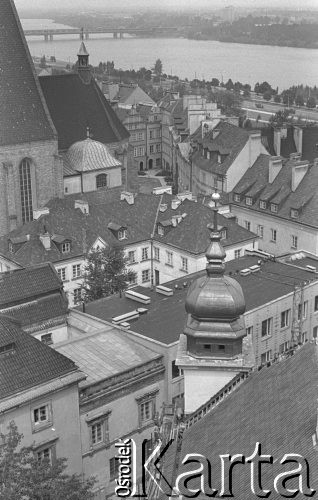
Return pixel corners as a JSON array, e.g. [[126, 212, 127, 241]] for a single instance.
[[24, 26, 177, 41]]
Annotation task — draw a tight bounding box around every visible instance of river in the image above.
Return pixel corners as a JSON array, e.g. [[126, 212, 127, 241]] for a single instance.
[[22, 18, 318, 90]]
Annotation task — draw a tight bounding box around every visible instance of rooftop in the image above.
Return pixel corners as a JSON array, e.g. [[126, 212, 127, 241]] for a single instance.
[[0, 0, 55, 146], [54, 324, 162, 387], [159, 342, 318, 499], [83, 255, 318, 345], [63, 137, 121, 174], [39, 73, 129, 151], [0, 316, 78, 400]]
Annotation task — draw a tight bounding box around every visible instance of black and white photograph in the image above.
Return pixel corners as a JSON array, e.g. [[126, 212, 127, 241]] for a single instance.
[[1, 0, 318, 498]]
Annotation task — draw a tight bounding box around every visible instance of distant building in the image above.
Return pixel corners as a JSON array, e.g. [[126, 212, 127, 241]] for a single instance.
[[0, 315, 85, 475], [103, 82, 156, 109], [230, 153, 318, 255]]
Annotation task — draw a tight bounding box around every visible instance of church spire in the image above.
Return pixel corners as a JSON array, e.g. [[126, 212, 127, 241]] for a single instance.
[[77, 42, 91, 84]]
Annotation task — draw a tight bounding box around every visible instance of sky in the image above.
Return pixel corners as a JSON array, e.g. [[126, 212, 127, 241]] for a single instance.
[[14, 0, 318, 13]]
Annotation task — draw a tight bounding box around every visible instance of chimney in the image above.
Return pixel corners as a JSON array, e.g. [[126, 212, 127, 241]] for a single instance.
[[273, 129, 281, 156], [171, 198, 181, 210], [268, 156, 283, 183], [293, 126, 303, 156], [33, 207, 50, 220], [40, 232, 51, 250], [75, 200, 89, 214], [291, 162, 309, 192], [212, 128, 220, 140], [120, 191, 135, 205], [290, 152, 302, 163]]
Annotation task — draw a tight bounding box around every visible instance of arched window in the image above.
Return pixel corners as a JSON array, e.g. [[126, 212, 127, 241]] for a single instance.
[[19, 158, 33, 223], [96, 173, 107, 189]]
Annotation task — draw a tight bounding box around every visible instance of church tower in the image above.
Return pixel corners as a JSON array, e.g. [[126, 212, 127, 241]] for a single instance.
[[0, 0, 63, 237], [77, 42, 91, 84], [176, 193, 253, 414]]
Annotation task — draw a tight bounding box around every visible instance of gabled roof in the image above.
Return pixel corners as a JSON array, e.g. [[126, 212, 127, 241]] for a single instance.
[[160, 342, 318, 499], [155, 198, 257, 254], [232, 155, 318, 227], [0, 263, 63, 307], [0, 316, 78, 399], [39, 73, 129, 151], [191, 122, 250, 175], [116, 85, 156, 107], [0, 0, 56, 146]]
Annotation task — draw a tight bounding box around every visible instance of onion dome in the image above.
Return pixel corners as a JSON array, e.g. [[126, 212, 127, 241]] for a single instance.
[[184, 199, 246, 340], [64, 137, 122, 173]]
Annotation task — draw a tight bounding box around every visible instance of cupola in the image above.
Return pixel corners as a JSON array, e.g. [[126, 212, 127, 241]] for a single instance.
[[77, 42, 91, 84]]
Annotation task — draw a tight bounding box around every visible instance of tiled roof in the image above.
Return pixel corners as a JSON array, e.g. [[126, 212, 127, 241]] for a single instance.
[[261, 125, 318, 161], [55, 325, 162, 387], [0, 263, 63, 307], [0, 193, 162, 267], [155, 198, 257, 254], [160, 342, 318, 499], [0, 316, 78, 399], [116, 85, 156, 107], [1, 293, 68, 330], [39, 73, 129, 151], [64, 138, 121, 173], [232, 155, 318, 227], [0, 0, 56, 146], [192, 122, 250, 175], [83, 255, 317, 345]]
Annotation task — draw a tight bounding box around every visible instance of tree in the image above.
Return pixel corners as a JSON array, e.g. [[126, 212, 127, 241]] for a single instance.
[[274, 95, 281, 103], [263, 90, 272, 101], [307, 96, 316, 108], [0, 421, 95, 500], [295, 94, 304, 106], [211, 78, 219, 87], [153, 58, 163, 77], [81, 246, 137, 302]]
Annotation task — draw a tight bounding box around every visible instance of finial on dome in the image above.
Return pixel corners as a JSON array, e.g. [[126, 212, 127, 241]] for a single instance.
[[86, 126, 91, 139], [206, 191, 225, 276]]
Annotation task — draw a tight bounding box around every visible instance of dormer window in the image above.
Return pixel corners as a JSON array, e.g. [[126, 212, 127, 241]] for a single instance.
[[118, 229, 127, 240], [8, 242, 14, 253], [217, 154, 222, 164], [270, 203, 278, 213], [61, 242, 71, 254], [245, 196, 253, 206], [290, 208, 299, 219], [233, 193, 241, 202], [220, 229, 227, 240], [259, 200, 267, 209], [0, 342, 16, 355], [158, 225, 164, 236]]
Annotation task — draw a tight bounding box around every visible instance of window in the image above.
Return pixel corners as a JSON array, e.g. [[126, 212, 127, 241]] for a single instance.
[[270, 203, 278, 213], [156, 144, 161, 153], [137, 132, 144, 141], [244, 220, 251, 231], [150, 145, 154, 154], [133, 146, 145, 157], [109, 457, 119, 481], [271, 229, 277, 242], [261, 318, 273, 337], [128, 250, 136, 264], [158, 225, 164, 236], [19, 158, 33, 223], [129, 273, 137, 286], [37, 447, 52, 464], [279, 341, 289, 353], [245, 196, 252, 206], [259, 200, 267, 209], [301, 331, 308, 343], [172, 360, 180, 379], [72, 264, 81, 279], [290, 209, 299, 219], [0, 342, 16, 355], [61, 242, 71, 254], [90, 419, 109, 446], [281, 309, 290, 328], [32, 402, 52, 432], [291, 235, 298, 249], [142, 247, 149, 260], [315, 296, 318, 312], [181, 257, 188, 272], [166, 251, 173, 266], [73, 288, 82, 304], [154, 247, 160, 261], [233, 194, 241, 202], [118, 229, 127, 240], [142, 269, 150, 283], [8, 242, 14, 253], [96, 173, 107, 189], [246, 326, 253, 336], [303, 301, 308, 319], [220, 229, 227, 240], [298, 301, 308, 320], [234, 249, 241, 259], [313, 326, 318, 338], [257, 225, 264, 238], [41, 333, 53, 345], [57, 267, 66, 281], [149, 130, 154, 139], [261, 350, 272, 363]]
